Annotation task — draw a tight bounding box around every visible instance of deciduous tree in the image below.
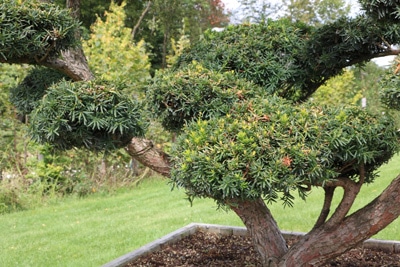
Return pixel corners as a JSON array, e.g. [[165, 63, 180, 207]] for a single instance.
[[282, 0, 351, 25]]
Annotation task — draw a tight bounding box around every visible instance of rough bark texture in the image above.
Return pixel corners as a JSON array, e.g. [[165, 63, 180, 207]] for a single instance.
[[125, 137, 171, 177], [44, 48, 94, 81], [228, 198, 288, 267], [66, 0, 81, 19], [280, 174, 400, 266]]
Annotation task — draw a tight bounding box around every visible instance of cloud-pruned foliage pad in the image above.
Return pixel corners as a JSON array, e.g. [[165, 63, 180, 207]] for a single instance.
[[0, 0, 79, 62], [171, 96, 400, 207], [29, 80, 148, 151], [147, 62, 266, 132], [10, 67, 71, 115], [175, 17, 400, 102]]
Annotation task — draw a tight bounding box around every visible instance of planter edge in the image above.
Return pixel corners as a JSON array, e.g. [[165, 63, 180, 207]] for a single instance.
[[101, 223, 400, 267]]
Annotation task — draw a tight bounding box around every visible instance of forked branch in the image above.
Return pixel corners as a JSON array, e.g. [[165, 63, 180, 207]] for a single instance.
[[312, 186, 335, 229], [324, 164, 365, 229]]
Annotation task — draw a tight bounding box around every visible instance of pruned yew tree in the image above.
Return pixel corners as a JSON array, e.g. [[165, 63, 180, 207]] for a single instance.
[[2, 0, 400, 266]]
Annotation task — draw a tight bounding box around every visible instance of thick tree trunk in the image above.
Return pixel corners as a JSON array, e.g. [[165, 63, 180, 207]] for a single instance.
[[228, 198, 288, 267]]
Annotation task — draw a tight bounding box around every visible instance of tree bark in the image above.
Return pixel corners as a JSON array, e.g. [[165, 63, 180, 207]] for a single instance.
[[280, 173, 400, 266], [125, 137, 171, 177], [66, 0, 81, 19], [228, 198, 288, 267], [44, 49, 94, 81], [132, 1, 152, 40]]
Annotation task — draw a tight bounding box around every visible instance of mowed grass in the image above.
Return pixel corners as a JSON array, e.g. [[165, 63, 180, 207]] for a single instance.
[[0, 154, 399, 267], [0, 178, 243, 267]]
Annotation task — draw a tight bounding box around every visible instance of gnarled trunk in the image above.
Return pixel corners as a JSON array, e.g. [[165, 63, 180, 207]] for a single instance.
[[228, 198, 287, 267], [44, 48, 94, 81]]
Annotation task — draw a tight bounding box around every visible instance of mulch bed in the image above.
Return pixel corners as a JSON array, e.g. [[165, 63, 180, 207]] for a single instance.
[[125, 230, 400, 267]]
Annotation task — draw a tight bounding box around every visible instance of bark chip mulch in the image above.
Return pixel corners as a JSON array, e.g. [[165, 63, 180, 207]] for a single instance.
[[125, 230, 400, 267]]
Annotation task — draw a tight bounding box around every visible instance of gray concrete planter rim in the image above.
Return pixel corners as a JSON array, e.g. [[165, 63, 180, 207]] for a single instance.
[[102, 223, 400, 267]]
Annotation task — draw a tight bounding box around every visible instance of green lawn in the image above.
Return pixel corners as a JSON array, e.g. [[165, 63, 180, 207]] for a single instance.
[[0, 154, 399, 267]]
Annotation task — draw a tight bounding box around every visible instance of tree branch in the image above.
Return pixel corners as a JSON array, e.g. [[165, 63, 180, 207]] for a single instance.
[[132, 1, 152, 40], [282, 172, 400, 266], [312, 186, 335, 230], [324, 177, 361, 229], [125, 137, 171, 177], [346, 48, 400, 67], [323, 164, 365, 228], [44, 49, 94, 81]]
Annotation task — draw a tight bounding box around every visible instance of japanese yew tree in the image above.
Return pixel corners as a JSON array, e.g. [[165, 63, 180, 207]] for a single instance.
[[2, 0, 400, 266]]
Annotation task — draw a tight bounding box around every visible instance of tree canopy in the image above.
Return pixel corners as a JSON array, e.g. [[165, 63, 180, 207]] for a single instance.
[[174, 17, 400, 102]]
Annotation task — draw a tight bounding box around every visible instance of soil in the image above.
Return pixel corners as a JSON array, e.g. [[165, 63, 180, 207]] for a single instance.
[[126, 230, 400, 267]]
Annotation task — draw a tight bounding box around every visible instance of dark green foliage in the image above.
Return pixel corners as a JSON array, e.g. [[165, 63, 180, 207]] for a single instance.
[[29, 80, 148, 151], [380, 73, 400, 110], [171, 96, 400, 206], [150, 12, 400, 206], [147, 63, 266, 132], [10, 67, 71, 115], [0, 0, 80, 62], [175, 17, 400, 102], [359, 0, 400, 22], [176, 19, 313, 101]]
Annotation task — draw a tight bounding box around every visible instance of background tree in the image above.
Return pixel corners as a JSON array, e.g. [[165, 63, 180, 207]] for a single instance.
[[236, 0, 279, 23], [310, 68, 361, 106], [282, 0, 351, 25], [236, 0, 351, 25], [82, 1, 151, 89], [2, 0, 400, 266], [54, 0, 229, 71]]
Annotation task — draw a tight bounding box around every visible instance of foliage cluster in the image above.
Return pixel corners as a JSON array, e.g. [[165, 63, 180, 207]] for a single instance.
[[29, 79, 148, 151], [359, 0, 400, 22], [147, 63, 265, 132], [171, 94, 399, 206], [380, 72, 400, 111], [175, 17, 400, 102], [0, 0, 80, 63], [176, 19, 312, 101], [9, 67, 71, 115], [149, 16, 400, 207]]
